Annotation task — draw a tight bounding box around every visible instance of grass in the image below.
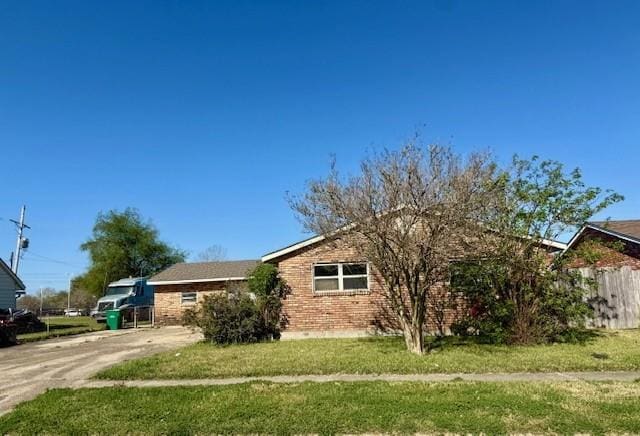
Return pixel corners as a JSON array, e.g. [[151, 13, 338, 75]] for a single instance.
[[1, 381, 640, 434], [17, 316, 105, 343], [96, 329, 640, 380]]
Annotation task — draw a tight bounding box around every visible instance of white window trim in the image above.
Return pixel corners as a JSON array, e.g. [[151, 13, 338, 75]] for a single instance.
[[312, 262, 370, 295], [181, 291, 197, 305]]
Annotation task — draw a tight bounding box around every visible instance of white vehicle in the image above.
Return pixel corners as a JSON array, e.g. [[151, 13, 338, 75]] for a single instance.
[[64, 308, 84, 317]]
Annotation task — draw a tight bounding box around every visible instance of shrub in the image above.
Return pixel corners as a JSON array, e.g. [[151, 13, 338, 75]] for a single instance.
[[183, 263, 288, 344], [450, 259, 594, 344], [184, 293, 262, 344]]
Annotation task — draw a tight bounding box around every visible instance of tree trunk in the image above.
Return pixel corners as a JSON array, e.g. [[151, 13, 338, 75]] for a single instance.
[[401, 316, 425, 355]]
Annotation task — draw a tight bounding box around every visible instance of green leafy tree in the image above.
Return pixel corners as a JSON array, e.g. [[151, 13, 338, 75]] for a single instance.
[[77, 208, 186, 296], [247, 263, 289, 340], [453, 156, 623, 344]]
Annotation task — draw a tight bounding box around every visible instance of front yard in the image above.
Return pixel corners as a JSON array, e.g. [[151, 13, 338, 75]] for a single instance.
[[97, 329, 640, 380], [17, 316, 105, 343], [2, 381, 640, 434]]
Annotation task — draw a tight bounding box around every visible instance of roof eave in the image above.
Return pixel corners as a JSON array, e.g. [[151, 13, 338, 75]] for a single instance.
[[564, 223, 640, 253], [148, 276, 249, 285], [0, 258, 25, 290]]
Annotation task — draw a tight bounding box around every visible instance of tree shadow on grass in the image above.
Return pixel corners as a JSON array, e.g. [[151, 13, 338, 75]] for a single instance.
[[426, 328, 605, 353]]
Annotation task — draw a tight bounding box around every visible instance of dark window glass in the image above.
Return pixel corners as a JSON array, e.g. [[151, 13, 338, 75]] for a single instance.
[[343, 263, 367, 276], [343, 277, 368, 290], [314, 265, 339, 277]]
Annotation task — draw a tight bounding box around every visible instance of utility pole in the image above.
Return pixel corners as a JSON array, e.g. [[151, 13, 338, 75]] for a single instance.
[[67, 274, 73, 315], [10, 205, 30, 274]]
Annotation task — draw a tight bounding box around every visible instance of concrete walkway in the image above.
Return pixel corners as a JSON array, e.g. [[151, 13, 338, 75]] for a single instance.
[[81, 371, 640, 389]]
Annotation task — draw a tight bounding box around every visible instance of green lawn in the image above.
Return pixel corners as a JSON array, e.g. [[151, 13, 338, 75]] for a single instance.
[[18, 316, 105, 343], [2, 381, 640, 434], [97, 329, 640, 380]]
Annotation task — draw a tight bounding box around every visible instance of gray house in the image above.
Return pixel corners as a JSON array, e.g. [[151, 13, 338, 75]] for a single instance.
[[0, 258, 25, 309]]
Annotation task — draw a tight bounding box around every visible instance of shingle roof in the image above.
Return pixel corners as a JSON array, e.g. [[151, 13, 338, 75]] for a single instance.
[[148, 260, 260, 284], [589, 220, 640, 242]]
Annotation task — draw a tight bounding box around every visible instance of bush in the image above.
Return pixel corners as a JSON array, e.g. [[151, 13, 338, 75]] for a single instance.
[[184, 293, 262, 344], [183, 263, 288, 344], [450, 259, 593, 344]]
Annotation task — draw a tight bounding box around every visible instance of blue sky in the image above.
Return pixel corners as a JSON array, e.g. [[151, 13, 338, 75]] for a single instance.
[[1, 0, 639, 292]]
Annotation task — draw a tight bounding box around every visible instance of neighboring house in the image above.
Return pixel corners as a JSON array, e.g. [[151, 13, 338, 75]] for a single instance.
[[0, 258, 25, 310], [565, 220, 640, 328], [148, 260, 259, 325]]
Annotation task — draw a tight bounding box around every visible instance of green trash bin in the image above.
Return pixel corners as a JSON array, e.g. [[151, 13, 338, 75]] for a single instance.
[[106, 309, 122, 330]]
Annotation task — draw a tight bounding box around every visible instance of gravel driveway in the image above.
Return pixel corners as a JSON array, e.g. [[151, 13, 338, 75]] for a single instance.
[[0, 327, 201, 415]]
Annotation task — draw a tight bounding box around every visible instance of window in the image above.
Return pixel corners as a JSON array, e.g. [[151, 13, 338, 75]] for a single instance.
[[313, 263, 369, 294], [181, 292, 197, 305]]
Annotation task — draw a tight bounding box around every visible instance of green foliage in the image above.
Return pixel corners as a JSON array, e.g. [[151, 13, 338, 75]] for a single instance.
[[248, 263, 281, 297], [184, 293, 263, 345], [450, 260, 594, 344], [184, 264, 287, 344], [495, 156, 624, 240], [248, 263, 288, 339], [456, 156, 623, 344], [76, 208, 186, 296], [568, 237, 626, 265]]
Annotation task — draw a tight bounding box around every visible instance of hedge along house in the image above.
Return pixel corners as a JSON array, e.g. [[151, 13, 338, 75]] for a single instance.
[[262, 232, 567, 339], [565, 220, 640, 328], [148, 259, 259, 325]]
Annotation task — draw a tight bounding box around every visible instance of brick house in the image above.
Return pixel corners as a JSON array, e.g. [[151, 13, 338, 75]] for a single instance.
[[565, 220, 640, 328], [566, 220, 640, 269], [149, 260, 259, 325], [262, 235, 388, 338], [262, 232, 566, 338], [151, 231, 567, 335]]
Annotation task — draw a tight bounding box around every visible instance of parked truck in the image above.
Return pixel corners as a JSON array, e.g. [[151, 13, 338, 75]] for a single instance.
[[91, 277, 154, 323]]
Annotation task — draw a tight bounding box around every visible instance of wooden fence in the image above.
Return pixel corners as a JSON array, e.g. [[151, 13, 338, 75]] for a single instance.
[[576, 266, 640, 329]]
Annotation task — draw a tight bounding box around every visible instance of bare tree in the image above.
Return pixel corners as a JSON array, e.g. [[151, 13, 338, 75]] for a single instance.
[[289, 141, 498, 354], [196, 245, 228, 262]]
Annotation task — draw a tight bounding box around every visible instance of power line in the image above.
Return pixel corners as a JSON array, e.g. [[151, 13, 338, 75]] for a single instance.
[[22, 252, 83, 268]]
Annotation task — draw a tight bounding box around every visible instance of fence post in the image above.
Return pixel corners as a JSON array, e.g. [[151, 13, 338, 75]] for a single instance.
[[134, 307, 138, 329]]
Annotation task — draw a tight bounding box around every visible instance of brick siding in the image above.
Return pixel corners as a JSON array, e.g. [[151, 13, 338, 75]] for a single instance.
[[568, 228, 640, 270], [154, 281, 239, 325], [274, 238, 463, 334]]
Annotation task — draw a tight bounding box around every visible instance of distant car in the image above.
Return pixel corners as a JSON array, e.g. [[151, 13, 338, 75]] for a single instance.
[[64, 308, 84, 317]]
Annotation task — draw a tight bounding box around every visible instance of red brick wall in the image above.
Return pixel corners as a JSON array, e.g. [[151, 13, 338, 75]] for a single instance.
[[154, 281, 239, 325], [568, 229, 640, 270], [274, 238, 463, 333]]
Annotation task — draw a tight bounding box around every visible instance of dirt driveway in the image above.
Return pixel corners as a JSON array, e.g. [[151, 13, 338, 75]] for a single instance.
[[0, 326, 201, 415]]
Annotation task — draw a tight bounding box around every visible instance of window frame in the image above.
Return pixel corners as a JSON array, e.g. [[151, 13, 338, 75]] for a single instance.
[[180, 291, 197, 305], [312, 262, 370, 295]]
